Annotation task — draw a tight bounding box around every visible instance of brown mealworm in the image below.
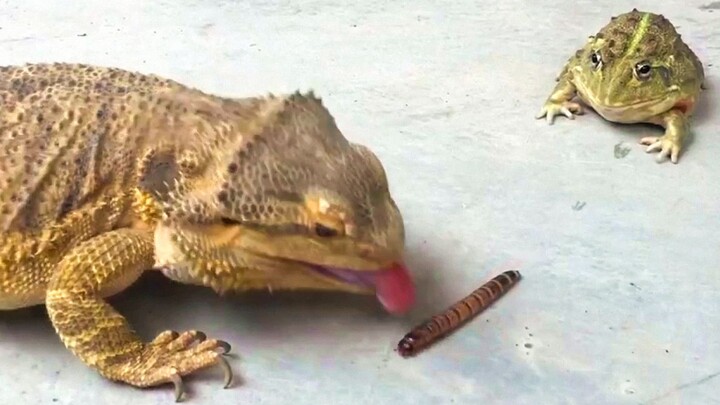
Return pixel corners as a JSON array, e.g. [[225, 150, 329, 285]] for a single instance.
[[397, 270, 522, 357]]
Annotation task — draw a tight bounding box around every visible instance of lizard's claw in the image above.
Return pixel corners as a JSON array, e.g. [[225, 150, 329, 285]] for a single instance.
[[169, 373, 184, 402], [118, 330, 234, 402], [536, 100, 584, 124], [640, 135, 681, 164], [168, 357, 233, 402]]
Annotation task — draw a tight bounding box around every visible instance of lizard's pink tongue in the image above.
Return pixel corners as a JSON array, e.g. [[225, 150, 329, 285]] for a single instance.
[[374, 262, 415, 314]]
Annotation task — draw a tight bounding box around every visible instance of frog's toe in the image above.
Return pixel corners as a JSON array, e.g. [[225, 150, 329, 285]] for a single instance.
[[640, 136, 661, 149], [640, 136, 681, 164], [536, 101, 583, 125]]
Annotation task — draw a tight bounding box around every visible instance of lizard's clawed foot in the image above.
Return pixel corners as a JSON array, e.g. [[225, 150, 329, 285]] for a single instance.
[[535, 100, 584, 124], [116, 330, 233, 402], [639, 135, 681, 164]]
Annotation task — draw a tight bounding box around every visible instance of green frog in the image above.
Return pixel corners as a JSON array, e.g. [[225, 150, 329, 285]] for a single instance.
[[536, 9, 705, 164]]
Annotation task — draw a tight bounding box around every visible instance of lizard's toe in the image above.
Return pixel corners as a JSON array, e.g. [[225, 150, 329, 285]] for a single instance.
[[161, 330, 210, 353], [151, 330, 181, 345], [113, 329, 234, 401]]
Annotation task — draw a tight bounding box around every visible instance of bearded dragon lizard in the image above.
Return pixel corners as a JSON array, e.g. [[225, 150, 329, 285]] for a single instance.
[[0, 63, 416, 401]]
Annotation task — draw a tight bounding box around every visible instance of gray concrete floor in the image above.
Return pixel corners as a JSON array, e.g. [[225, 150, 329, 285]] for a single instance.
[[1, 0, 719, 404]]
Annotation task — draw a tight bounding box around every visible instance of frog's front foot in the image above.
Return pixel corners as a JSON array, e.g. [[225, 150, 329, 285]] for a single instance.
[[535, 100, 584, 124], [640, 135, 682, 164]]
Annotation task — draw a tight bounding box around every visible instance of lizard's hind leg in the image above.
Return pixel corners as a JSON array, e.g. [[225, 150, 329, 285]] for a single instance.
[[45, 228, 233, 402]]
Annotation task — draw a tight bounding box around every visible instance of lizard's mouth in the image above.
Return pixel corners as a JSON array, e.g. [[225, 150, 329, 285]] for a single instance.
[[152, 225, 415, 314], [308, 262, 416, 315]]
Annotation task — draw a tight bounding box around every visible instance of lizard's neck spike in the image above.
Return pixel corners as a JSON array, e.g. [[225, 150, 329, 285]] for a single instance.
[[286, 90, 323, 107]]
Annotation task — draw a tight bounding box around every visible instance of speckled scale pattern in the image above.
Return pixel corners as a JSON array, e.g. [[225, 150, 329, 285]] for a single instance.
[[0, 63, 184, 100], [0, 63, 185, 233]]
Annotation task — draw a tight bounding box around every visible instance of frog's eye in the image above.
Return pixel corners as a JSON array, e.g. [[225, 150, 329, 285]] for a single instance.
[[634, 62, 652, 80], [590, 51, 602, 69]]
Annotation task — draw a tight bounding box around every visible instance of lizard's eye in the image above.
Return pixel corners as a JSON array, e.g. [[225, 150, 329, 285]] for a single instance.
[[590, 51, 602, 69], [314, 223, 340, 237], [221, 217, 241, 226], [634, 61, 652, 80]]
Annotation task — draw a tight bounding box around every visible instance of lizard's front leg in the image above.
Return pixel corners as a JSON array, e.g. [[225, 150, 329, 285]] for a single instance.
[[45, 228, 233, 402], [536, 60, 584, 124], [639, 108, 689, 164]]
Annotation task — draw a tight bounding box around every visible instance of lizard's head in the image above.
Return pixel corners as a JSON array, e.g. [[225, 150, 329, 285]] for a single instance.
[[145, 91, 414, 314]]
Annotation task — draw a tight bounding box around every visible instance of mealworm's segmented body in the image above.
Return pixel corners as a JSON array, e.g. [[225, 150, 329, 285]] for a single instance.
[[397, 270, 522, 357]]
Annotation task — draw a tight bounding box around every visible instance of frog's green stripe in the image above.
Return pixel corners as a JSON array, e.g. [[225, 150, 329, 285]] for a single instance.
[[625, 13, 651, 56]]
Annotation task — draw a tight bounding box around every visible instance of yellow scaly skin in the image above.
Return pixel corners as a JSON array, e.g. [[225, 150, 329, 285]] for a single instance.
[[0, 63, 406, 401], [536, 9, 705, 164]]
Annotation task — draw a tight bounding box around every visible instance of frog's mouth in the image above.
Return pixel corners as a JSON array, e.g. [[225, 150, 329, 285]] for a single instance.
[[597, 96, 676, 111], [576, 84, 681, 123]]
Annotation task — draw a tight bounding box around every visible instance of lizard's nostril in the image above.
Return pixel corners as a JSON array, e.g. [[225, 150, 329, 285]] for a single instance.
[[357, 244, 375, 258]]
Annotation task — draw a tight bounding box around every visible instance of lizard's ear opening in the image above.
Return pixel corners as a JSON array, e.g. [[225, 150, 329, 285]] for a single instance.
[[137, 147, 202, 201], [137, 148, 180, 201]]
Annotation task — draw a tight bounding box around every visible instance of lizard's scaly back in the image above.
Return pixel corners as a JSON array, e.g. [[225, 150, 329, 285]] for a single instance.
[[0, 63, 223, 233]]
